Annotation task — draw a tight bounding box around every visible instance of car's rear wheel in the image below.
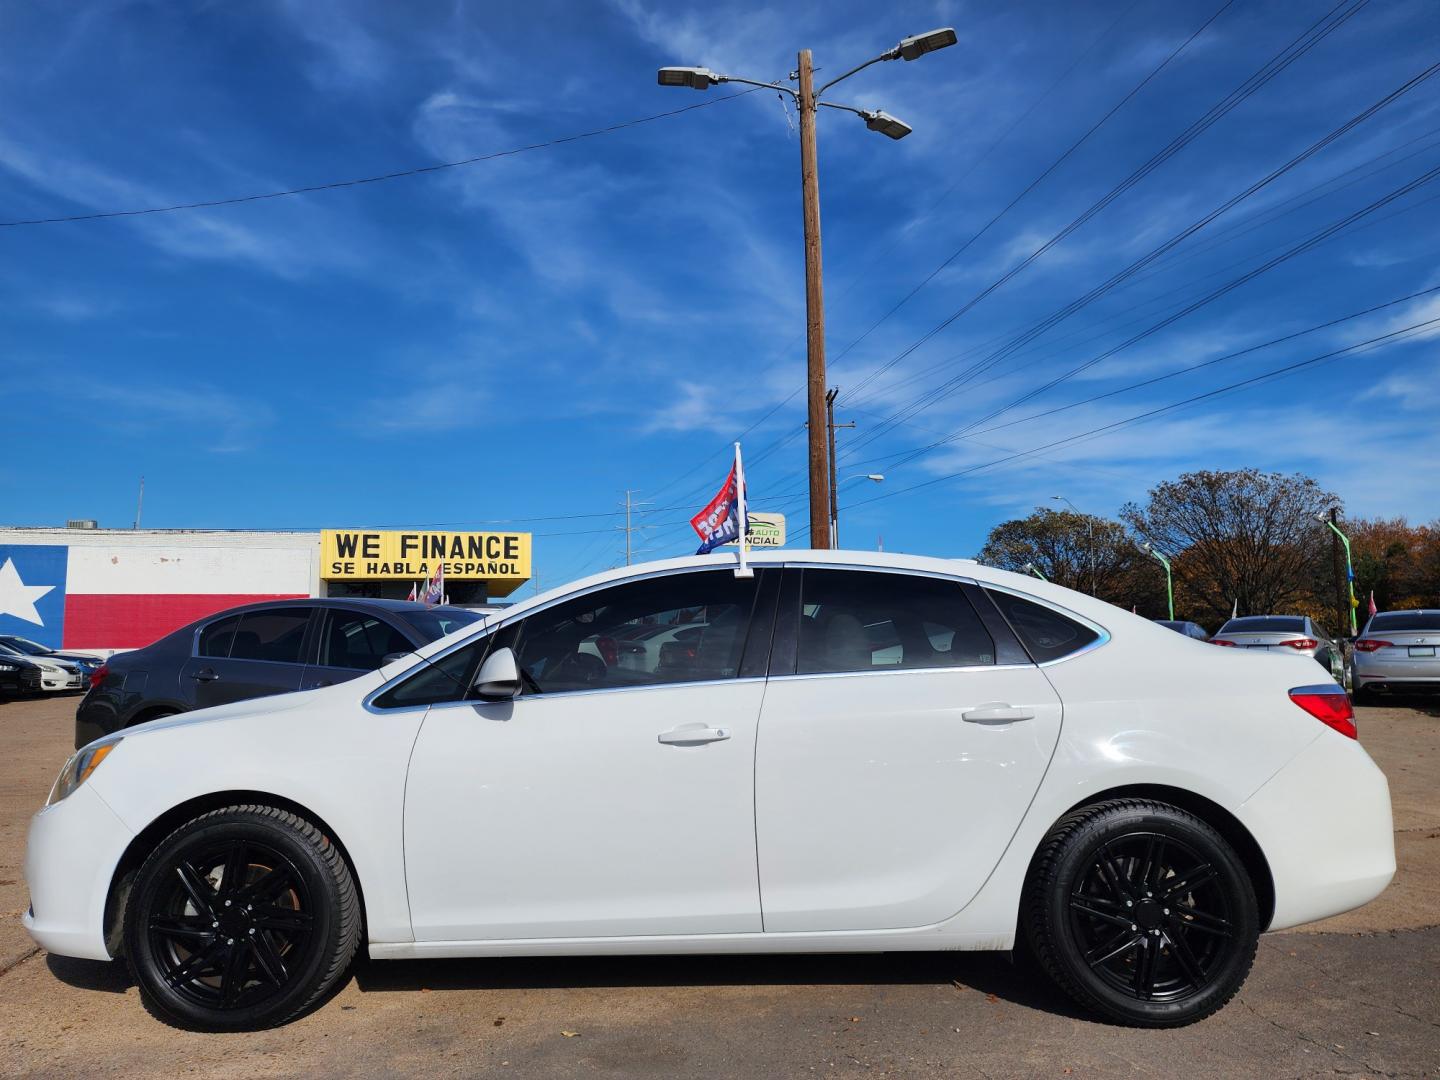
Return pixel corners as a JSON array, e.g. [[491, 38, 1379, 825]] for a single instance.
[[1024, 799, 1259, 1027], [123, 804, 360, 1031]]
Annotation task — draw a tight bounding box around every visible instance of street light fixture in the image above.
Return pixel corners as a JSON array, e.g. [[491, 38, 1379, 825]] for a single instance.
[[831, 473, 885, 547], [1140, 541, 1174, 621], [657, 27, 955, 549], [1316, 508, 1358, 636], [1051, 495, 1096, 595], [1023, 562, 1047, 581]]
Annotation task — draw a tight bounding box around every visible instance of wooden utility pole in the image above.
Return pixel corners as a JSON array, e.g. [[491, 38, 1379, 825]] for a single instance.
[[797, 49, 831, 549]]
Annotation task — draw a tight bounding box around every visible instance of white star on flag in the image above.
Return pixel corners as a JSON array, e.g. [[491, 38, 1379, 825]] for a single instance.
[[0, 558, 55, 626]]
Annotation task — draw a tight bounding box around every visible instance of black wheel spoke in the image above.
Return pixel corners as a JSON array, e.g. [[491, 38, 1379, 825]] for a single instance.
[[1095, 844, 1135, 902], [219, 940, 252, 1007], [1131, 938, 1161, 1000], [149, 913, 214, 943], [1166, 929, 1208, 985], [1163, 863, 1217, 901], [240, 865, 293, 904], [165, 941, 225, 988], [1171, 903, 1232, 937], [175, 862, 217, 918], [1085, 928, 1139, 967], [252, 904, 314, 933], [251, 932, 290, 987], [220, 840, 249, 897], [1070, 894, 1135, 930]]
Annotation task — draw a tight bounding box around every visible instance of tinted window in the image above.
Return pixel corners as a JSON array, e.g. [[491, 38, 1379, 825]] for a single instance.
[[506, 571, 759, 693], [399, 608, 485, 641], [1219, 616, 1305, 634], [985, 590, 1099, 664], [1369, 612, 1440, 632], [198, 614, 244, 658], [321, 611, 414, 671], [797, 570, 994, 675], [0, 636, 49, 656], [229, 609, 311, 664], [373, 637, 488, 708]]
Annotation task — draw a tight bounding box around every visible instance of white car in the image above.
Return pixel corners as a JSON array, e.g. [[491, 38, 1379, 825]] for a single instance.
[[0, 643, 82, 692], [24, 551, 1393, 1031]]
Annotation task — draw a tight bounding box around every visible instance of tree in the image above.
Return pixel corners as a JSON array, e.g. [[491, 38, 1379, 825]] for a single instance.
[[1120, 469, 1339, 630], [977, 508, 1151, 607], [1350, 517, 1440, 612]]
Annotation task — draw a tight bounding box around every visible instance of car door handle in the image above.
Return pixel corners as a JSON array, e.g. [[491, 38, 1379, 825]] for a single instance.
[[962, 703, 1033, 724], [187, 668, 220, 682], [657, 724, 731, 745]]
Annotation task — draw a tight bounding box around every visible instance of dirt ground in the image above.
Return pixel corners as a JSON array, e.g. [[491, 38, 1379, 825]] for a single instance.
[[2, 693, 1437, 1079]]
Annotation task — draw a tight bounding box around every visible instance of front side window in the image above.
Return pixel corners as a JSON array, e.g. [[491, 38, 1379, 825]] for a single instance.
[[228, 608, 311, 664], [797, 569, 995, 675], [502, 570, 760, 694], [985, 589, 1099, 663], [321, 611, 413, 671], [372, 637, 488, 708]]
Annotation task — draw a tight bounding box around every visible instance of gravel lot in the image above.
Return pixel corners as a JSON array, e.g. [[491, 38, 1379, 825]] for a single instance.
[[2, 693, 1437, 1079]]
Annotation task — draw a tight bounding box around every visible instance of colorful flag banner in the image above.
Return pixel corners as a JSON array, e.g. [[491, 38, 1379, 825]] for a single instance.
[[691, 444, 752, 576]]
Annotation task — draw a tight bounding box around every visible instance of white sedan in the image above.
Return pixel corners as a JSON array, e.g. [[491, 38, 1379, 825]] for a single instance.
[[24, 551, 1393, 1031]]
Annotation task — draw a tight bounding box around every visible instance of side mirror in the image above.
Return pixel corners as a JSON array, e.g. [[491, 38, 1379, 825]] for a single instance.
[[472, 646, 521, 700]]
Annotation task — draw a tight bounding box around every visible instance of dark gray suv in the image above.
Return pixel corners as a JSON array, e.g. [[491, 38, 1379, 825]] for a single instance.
[[74, 598, 482, 748]]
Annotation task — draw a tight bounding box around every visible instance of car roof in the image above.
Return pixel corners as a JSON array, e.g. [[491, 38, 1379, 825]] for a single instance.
[[204, 597, 453, 616]]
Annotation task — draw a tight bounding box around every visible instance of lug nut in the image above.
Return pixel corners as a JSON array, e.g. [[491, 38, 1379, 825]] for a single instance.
[[1130, 924, 1138, 931], [227, 938, 234, 945]]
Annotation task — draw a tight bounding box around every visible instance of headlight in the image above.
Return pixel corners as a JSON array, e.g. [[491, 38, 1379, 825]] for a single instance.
[[46, 739, 122, 806], [0, 662, 16, 672]]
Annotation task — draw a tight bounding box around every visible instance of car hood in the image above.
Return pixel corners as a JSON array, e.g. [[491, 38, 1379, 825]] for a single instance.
[[109, 670, 390, 746]]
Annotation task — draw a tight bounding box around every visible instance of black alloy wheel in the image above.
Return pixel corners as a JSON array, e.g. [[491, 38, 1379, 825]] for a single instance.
[[1024, 799, 1259, 1027], [124, 805, 360, 1030]]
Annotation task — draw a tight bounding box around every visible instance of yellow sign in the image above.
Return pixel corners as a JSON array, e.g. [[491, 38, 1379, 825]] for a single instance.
[[321, 529, 531, 593]]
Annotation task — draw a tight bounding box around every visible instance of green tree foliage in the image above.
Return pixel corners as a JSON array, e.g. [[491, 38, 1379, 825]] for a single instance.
[[977, 507, 1155, 609]]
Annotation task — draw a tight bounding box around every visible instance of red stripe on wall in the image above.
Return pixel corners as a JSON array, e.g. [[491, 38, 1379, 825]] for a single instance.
[[62, 593, 308, 650]]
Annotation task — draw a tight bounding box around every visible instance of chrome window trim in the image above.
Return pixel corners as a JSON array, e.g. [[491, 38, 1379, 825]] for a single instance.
[[769, 663, 1034, 685], [422, 674, 768, 713], [976, 580, 1111, 668], [189, 605, 315, 666]]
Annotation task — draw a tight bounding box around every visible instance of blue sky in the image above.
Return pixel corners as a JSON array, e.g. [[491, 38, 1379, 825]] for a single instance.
[[2, 0, 1438, 587]]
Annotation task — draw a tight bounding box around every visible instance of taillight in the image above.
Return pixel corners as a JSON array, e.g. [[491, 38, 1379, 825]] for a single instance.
[[1289, 685, 1357, 739], [595, 637, 618, 666], [1282, 638, 1318, 650], [89, 663, 109, 689], [1210, 638, 1236, 647], [1353, 639, 1392, 653]]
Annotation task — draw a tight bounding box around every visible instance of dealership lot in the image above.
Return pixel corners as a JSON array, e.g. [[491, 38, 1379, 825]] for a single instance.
[[1, 694, 1437, 1079]]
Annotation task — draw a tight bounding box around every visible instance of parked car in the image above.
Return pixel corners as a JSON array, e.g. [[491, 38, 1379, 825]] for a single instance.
[[1209, 615, 1343, 679], [1353, 608, 1440, 701], [1155, 619, 1209, 641], [74, 598, 483, 748], [0, 635, 104, 680], [27, 551, 1391, 1031], [0, 653, 45, 697], [0, 642, 83, 693]]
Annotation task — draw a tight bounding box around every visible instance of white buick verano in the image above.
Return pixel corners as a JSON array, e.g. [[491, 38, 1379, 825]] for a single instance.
[[25, 551, 1393, 1030]]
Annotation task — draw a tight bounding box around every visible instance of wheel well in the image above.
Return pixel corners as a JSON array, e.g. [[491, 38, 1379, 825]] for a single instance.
[[1040, 785, 1276, 931], [103, 791, 367, 958], [125, 705, 184, 728]]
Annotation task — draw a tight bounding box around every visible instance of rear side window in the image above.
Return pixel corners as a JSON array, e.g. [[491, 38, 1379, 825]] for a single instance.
[[985, 590, 1099, 664], [797, 570, 995, 674], [198, 615, 243, 658], [321, 611, 414, 671], [229, 609, 311, 664]]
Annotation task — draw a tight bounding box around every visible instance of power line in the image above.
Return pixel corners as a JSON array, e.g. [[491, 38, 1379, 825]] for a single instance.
[[0, 90, 758, 228]]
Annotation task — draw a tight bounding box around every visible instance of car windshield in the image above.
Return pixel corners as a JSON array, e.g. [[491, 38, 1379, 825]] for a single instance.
[[1219, 617, 1304, 633], [0, 636, 50, 656], [1369, 612, 1440, 632], [399, 608, 484, 642]]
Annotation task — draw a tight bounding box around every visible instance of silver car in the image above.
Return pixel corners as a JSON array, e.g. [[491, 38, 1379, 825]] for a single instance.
[[1353, 609, 1440, 701], [1211, 614, 1343, 680]]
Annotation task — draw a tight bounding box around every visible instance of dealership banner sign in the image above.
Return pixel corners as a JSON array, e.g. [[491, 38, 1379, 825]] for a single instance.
[[321, 530, 531, 585], [721, 512, 786, 548]]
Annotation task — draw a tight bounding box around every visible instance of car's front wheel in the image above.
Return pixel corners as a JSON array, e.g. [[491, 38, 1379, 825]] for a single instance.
[[1024, 799, 1260, 1027], [123, 804, 360, 1030]]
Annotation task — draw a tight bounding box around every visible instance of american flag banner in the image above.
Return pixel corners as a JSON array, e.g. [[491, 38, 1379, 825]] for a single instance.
[[691, 444, 752, 576], [423, 563, 445, 606]]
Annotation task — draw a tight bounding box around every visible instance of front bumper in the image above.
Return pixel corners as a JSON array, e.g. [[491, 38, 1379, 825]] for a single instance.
[[22, 783, 135, 961], [1239, 731, 1394, 931], [38, 669, 85, 692]]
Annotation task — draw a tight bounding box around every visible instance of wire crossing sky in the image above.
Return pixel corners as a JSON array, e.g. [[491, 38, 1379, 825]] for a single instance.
[[1, 1, 1437, 587]]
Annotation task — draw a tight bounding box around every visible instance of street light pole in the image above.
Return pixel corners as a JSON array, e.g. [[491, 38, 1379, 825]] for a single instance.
[[833, 472, 884, 547], [1141, 542, 1174, 621], [657, 27, 956, 551], [1319, 509, 1359, 636], [1051, 495, 1094, 595]]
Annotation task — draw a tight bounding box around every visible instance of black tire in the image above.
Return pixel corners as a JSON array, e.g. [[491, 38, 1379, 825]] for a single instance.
[[1023, 799, 1259, 1027], [123, 804, 360, 1031]]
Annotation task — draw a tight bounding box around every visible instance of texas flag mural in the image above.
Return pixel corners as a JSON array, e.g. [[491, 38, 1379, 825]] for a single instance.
[[0, 542, 307, 652]]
